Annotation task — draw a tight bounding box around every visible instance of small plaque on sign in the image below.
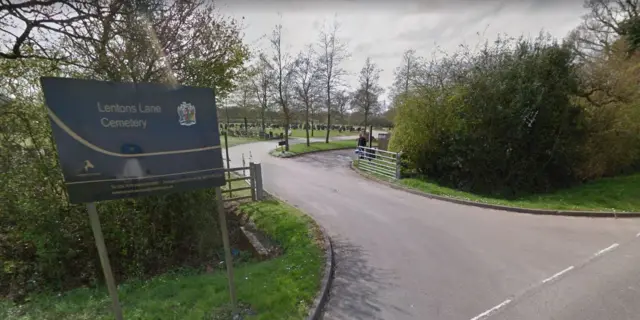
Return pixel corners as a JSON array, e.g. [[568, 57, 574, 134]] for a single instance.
[[278, 140, 287, 146]]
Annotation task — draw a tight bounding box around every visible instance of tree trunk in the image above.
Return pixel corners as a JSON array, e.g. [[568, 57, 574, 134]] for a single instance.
[[284, 117, 290, 151], [364, 109, 369, 131], [325, 88, 331, 143], [261, 106, 265, 134], [244, 117, 248, 136], [325, 112, 331, 143], [305, 102, 310, 146], [261, 91, 267, 134]]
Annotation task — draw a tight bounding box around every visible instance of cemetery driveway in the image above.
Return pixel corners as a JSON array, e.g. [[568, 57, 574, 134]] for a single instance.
[[227, 139, 640, 320]]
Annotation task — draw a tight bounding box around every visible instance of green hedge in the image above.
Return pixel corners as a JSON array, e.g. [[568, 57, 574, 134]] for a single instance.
[[390, 36, 586, 196]]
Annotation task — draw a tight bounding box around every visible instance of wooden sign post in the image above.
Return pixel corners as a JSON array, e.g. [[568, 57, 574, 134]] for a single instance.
[[216, 187, 237, 307], [86, 203, 123, 320]]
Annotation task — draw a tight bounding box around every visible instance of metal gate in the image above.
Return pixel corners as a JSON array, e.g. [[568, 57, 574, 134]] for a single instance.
[[356, 146, 402, 179]]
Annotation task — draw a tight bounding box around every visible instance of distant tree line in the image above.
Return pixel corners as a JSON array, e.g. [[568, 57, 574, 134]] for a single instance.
[[224, 21, 388, 149]]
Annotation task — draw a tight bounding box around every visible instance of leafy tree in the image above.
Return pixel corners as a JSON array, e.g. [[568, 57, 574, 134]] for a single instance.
[[50, 0, 248, 97], [620, 16, 640, 54], [573, 38, 640, 179]]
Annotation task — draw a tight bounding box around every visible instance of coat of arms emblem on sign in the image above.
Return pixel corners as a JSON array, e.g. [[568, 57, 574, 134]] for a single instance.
[[177, 102, 196, 126]]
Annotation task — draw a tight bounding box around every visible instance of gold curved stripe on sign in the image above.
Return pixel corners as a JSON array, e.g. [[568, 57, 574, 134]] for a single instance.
[[65, 167, 225, 185], [47, 108, 220, 158]]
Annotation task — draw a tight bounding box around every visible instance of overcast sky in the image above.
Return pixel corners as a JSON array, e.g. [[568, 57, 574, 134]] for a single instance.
[[217, 0, 587, 103]]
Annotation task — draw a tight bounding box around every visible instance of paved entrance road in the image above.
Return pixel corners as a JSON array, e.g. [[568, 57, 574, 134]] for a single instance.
[[227, 140, 640, 320]]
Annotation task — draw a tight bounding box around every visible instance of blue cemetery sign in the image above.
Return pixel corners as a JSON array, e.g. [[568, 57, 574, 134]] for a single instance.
[[40, 77, 225, 204]]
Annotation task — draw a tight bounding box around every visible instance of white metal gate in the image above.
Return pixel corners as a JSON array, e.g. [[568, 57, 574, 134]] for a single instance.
[[356, 146, 402, 179]]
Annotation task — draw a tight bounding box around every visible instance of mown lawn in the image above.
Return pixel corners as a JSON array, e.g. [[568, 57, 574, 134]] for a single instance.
[[221, 135, 262, 148], [270, 128, 359, 139], [289, 139, 358, 153], [0, 182, 324, 319], [220, 130, 358, 149], [271, 140, 364, 158]]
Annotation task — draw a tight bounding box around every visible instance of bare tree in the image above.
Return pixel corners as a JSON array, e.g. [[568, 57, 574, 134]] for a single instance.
[[0, 0, 122, 60], [309, 89, 323, 137], [333, 90, 351, 125], [352, 57, 382, 129], [570, 0, 640, 60], [391, 49, 422, 98], [293, 45, 320, 146], [565, 0, 640, 105], [265, 24, 295, 151], [251, 53, 272, 133], [316, 20, 349, 143], [229, 72, 257, 131]]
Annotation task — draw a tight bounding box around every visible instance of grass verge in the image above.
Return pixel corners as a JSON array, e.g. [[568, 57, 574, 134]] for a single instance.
[[354, 160, 640, 213], [221, 135, 262, 148], [270, 129, 358, 139], [0, 181, 325, 319], [270, 140, 381, 158]]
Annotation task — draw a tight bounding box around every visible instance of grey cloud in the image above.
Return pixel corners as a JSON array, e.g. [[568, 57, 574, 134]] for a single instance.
[[219, 0, 583, 13], [396, 2, 506, 44], [354, 42, 374, 54], [369, 50, 405, 61]]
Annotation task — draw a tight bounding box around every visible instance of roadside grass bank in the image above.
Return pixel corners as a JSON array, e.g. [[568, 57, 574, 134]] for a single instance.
[[353, 160, 640, 213], [0, 180, 325, 320]]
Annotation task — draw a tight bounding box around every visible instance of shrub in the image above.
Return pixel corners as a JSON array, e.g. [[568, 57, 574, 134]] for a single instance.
[[391, 35, 586, 196]]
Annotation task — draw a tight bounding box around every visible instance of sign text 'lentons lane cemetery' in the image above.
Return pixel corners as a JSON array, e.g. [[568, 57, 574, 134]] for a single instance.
[[40, 77, 225, 203]]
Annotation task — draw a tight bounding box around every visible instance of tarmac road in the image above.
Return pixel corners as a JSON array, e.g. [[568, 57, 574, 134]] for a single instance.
[[226, 140, 640, 320]]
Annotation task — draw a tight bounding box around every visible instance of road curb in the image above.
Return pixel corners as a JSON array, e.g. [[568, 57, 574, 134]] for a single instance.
[[349, 162, 640, 218], [262, 191, 335, 320], [269, 146, 354, 159], [306, 223, 334, 320]]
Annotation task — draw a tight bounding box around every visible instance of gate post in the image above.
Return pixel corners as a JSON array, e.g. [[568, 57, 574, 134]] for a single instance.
[[255, 163, 264, 200], [395, 152, 402, 179], [249, 162, 257, 201], [242, 153, 246, 176]]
